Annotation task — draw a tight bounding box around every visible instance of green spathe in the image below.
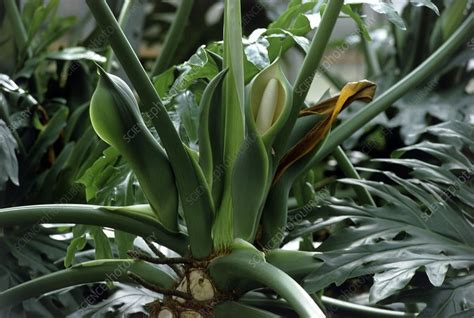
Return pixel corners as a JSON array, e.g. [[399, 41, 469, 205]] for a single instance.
[[248, 59, 292, 147], [229, 60, 293, 243], [90, 67, 179, 232]]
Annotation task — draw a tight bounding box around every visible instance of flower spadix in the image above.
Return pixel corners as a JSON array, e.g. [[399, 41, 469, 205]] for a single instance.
[[90, 67, 179, 232], [228, 60, 292, 243], [255, 78, 279, 134], [247, 59, 292, 146]]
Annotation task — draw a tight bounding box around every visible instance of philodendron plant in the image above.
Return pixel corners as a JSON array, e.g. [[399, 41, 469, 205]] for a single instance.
[[0, 0, 473, 317]]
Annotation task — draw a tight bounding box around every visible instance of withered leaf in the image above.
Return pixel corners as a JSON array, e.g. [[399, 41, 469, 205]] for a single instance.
[[274, 80, 376, 182]]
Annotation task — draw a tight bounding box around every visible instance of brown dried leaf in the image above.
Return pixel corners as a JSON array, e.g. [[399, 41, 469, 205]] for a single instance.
[[274, 80, 376, 182]]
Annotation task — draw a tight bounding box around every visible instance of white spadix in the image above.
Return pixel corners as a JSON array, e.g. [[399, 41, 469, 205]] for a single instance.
[[247, 59, 292, 146], [255, 78, 280, 134]]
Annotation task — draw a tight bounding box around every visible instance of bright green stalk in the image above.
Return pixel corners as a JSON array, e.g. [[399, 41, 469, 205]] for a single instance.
[[274, 0, 344, 158], [0, 260, 176, 308], [214, 302, 281, 317], [222, 0, 245, 119], [321, 296, 416, 317], [360, 30, 381, 77], [4, 0, 28, 51], [301, 13, 474, 175], [319, 64, 345, 90], [292, 0, 344, 105], [104, 0, 133, 72], [265, 250, 323, 280], [240, 293, 415, 317], [150, 0, 195, 76], [86, 0, 213, 259], [0, 204, 188, 254], [213, 0, 245, 250], [210, 251, 325, 318], [4, 0, 42, 99], [333, 146, 375, 206], [239, 292, 294, 312]]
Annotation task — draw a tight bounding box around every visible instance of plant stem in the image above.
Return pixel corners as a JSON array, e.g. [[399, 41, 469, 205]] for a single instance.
[[275, 0, 344, 157], [0, 204, 188, 254], [333, 146, 375, 206], [53, 249, 96, 265], [4, 0, 42, 100], [321, 296, 416, 317], [150, 0, 195, 76], [86, 0, 213, 259], [292, 0, 343, 106], [210, 252, 325, 318], [240, 293, 415, 317], [360, 30, 381, 77], [128, 250, 192, 265], [213, 0, 246, 250], [319, 64, 346, 89], [265, 250, 323, 280], [390, 23, 402, 73], [214, 301, 281, 317], [104, 0, 134, 72], [301, 13, 474, 176], [0, 260, 176, 308], [4, 0, 28, 52]]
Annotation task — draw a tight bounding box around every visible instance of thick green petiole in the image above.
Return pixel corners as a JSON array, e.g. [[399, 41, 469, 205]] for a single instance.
[[214, 302, 282, 317], [4, 0, 42, 99], [150, 0, 195, 76], [333, 146, 375, 206], [273, 0, 345, 158], [213, 0, 246, 250], [209, 243, 326, 317], [0, 260, 176, 308], [86, 0, 214, 259], [104, 0, 134, 72], [0, 204, 188, 254]]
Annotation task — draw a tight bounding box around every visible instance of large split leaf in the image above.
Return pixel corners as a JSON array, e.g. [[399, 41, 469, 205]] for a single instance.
[[27, 106, 69, 170], [152, 47, 219, 101], [346, 0, 439, 30], [78, 146, 146, 206], [388, 83, 473, 144], [1, 228, 87, 317], [338, 3, 471, 150], [17, 47, 105, 78], [0, 119, 18, 190], [263, 0, 321, 60], [383, 275, 474, 318], [69, 147, 146, 266], [298, 121, 474, 316], [0, 74, 38, 108], [68, 283, 159, 318]]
